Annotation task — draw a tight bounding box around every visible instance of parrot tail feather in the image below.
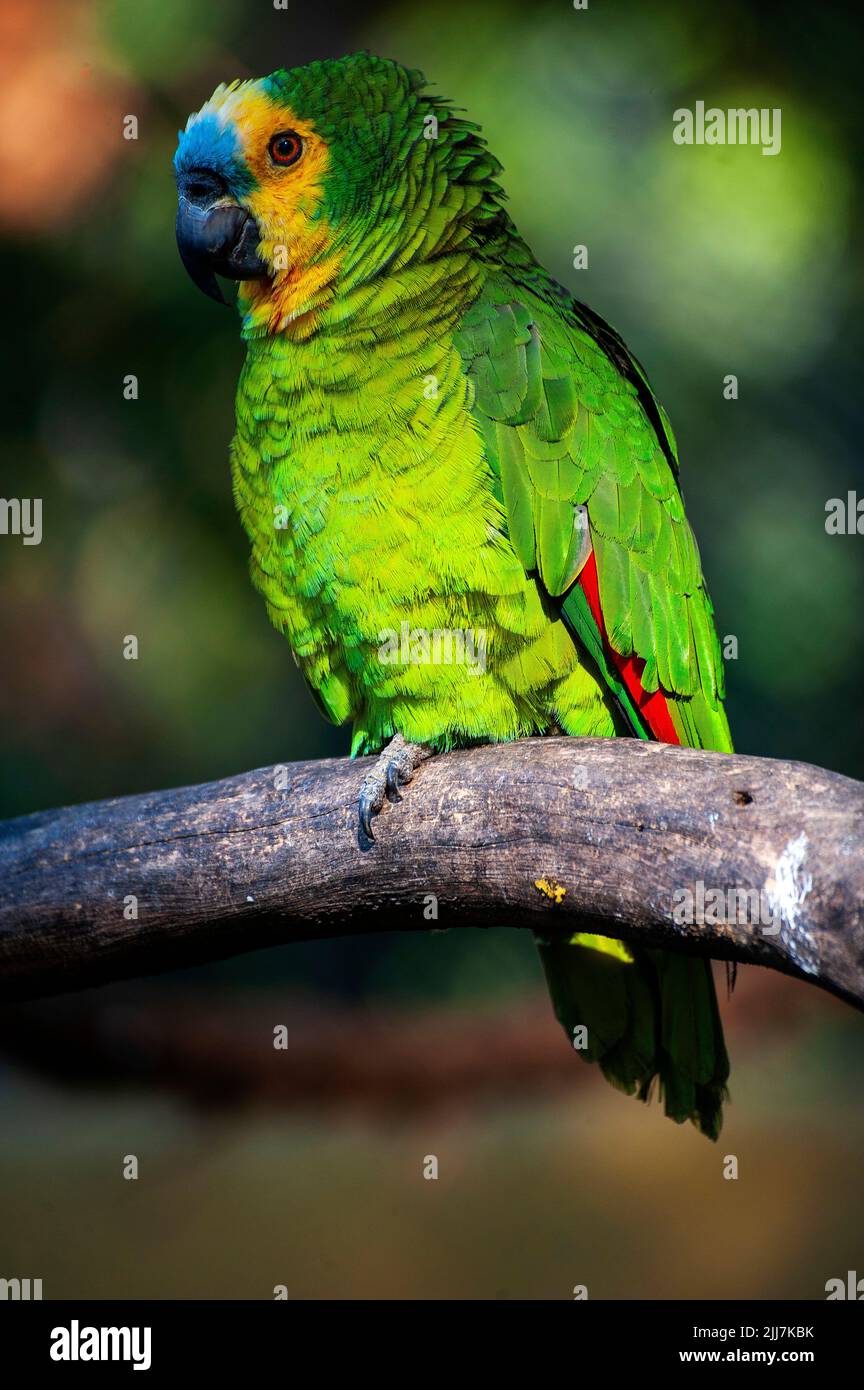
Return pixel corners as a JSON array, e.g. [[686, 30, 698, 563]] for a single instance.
[[536, 933, 729, 1140]]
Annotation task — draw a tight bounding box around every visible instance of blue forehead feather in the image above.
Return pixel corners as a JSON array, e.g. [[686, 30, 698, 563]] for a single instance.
[[173, 112, 257, 195]]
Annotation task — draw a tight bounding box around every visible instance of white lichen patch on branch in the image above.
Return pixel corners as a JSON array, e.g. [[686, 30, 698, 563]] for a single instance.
[[765, 831, 818, 975]]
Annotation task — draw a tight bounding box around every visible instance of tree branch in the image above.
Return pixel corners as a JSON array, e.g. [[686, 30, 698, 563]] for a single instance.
[[0, 737, 862, 1007]]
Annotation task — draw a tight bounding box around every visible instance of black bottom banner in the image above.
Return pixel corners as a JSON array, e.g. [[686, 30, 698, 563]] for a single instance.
[[1, 1298, 857, 1375]]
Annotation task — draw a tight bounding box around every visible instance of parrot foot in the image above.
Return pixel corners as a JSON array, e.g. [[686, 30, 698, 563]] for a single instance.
[[358, 734, 433, 841]]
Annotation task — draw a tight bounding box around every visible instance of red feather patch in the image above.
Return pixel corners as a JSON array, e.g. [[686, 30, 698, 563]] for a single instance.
[[578, 552, 680, 745]]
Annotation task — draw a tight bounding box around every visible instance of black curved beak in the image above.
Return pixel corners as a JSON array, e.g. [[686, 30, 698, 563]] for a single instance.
[[176, 169, 268, 305]]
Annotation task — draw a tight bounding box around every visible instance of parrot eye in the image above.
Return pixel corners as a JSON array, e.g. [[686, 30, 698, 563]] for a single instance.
[[268, 130, 303, 167]]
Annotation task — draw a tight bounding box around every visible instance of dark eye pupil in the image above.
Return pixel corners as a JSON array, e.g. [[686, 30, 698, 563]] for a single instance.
[[271, 131, 300, 164]]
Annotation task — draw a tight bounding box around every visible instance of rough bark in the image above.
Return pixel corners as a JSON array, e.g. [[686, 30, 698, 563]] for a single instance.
[[0, 737, 861, 1007]]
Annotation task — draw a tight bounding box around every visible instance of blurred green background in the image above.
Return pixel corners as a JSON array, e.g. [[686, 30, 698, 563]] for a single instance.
[[0, 0, 862, 1299]]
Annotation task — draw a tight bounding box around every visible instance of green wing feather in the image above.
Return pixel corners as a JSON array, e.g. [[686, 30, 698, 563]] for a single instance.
[[454, 280, 733, 755], [455, 276, 732, 1137]]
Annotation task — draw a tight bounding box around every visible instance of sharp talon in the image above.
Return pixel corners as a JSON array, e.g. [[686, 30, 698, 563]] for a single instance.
[[358, 788, 378, 840], [385, 761, 403, 801], [356, 736, 433, 842], [358, 800, 375, 839]]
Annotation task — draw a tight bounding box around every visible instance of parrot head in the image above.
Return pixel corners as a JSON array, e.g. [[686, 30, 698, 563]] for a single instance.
[[174, 53, 505, 333]]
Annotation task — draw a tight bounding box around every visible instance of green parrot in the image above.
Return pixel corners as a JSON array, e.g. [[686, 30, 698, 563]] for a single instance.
[[174, 53, 731, 1137]]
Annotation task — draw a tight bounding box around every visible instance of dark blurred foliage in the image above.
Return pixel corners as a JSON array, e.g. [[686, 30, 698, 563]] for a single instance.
[[0, 0, 862, 1297]]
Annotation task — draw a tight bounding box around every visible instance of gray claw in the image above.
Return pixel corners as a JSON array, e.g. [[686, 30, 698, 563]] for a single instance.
[[356, 734, 433, 841], [358, 785, 380, 841]]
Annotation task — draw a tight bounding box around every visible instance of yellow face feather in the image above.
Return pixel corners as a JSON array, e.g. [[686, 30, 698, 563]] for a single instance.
[[198, 81, 342, 334]]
